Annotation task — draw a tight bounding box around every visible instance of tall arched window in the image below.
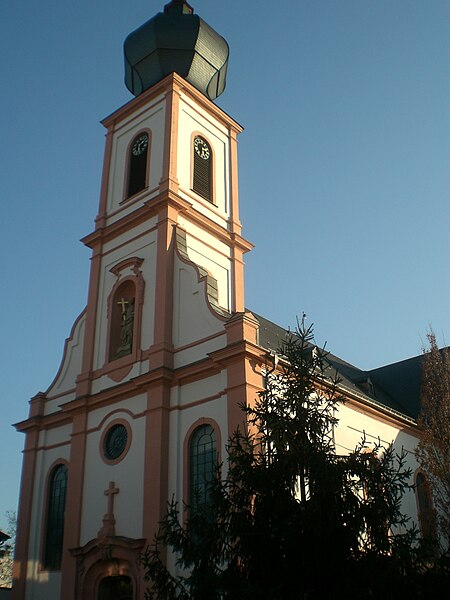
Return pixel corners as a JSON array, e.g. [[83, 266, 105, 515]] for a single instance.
[[416, 472, 436, 542], [127, 131, 149, 198], [44, 463, 68, 570], [189, 424, 217, 514], [192, 136, 213, 202]]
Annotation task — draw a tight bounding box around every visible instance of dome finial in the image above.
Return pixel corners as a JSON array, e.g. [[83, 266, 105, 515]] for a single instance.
[[164, 0, 194, 15], [124, 1, 229, 100]]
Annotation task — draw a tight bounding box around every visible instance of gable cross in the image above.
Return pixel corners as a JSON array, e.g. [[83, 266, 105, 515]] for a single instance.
[[105, 481, 119, 515], [98, 481, 120, 539]]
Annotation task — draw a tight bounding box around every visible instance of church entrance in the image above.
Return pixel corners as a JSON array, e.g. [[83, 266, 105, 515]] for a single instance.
[[97, 575, 133, 600]]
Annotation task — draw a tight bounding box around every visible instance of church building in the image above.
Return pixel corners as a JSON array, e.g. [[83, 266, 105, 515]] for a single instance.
[[12, 2, 428, 599]]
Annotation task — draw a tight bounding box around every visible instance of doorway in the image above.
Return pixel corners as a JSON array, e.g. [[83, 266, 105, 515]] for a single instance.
[[98, 575, 133, 600]]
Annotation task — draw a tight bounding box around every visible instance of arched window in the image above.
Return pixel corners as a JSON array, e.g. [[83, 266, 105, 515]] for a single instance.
[[189, 424, 217, 513], [127, 132, 149, 198], [44, 463, 68, 570], [109, 280, 136, 361], [416, 472, 436, 541], [192, 136, 213, 202]]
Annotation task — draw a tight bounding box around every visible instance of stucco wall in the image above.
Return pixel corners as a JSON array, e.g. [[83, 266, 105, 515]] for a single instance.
[[335, 401, 419, 528], [80, 394, 147, 546], [177, 92, 231, 223], [105, 93, 166, 223]]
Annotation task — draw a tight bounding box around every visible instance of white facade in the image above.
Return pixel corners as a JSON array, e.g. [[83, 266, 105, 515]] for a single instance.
[[13, 70, 422, 600]]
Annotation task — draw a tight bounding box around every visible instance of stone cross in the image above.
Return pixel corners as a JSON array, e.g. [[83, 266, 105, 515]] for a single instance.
[[105, 481, 119, 515], [98, 481, 119, 539]]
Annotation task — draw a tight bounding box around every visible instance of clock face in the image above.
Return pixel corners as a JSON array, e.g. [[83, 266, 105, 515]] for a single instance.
[[132, 134, 148, 156], [194, 137, 210, 160]]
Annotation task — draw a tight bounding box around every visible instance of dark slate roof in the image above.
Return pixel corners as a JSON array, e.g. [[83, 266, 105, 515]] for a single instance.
[[367, 355, 425, 421], [252, 312, 423, 422]]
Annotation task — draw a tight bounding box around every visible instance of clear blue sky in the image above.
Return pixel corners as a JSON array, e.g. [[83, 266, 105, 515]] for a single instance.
[[1, 1, 449, 529]]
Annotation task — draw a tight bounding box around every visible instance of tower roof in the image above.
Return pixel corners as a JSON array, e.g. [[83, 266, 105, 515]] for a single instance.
[[124, 1, 229, 101]]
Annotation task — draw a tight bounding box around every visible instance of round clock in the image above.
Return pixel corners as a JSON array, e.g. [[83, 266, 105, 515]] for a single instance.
[[132, 134, 148, 156], [194, 137, 210, 160]]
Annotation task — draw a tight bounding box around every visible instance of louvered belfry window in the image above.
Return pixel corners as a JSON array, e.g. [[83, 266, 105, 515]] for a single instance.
[[127, 132, 149, 198], [192, 136, 212, 202]]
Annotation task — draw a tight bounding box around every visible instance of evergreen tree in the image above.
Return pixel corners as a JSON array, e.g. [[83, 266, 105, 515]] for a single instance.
[[142, 320, 427, 599]]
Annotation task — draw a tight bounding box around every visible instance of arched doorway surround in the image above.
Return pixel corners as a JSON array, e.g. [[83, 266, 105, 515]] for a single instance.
[[70, 536, 145, 600]]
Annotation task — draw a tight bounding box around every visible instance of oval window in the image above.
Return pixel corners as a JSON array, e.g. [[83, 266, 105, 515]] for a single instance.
[[104, 424, 128, 461]]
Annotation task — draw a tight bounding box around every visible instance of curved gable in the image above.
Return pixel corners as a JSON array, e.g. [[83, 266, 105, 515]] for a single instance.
[[46, 309, 87, 401]]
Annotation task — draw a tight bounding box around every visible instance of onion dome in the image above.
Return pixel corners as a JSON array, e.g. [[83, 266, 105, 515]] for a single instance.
[[124, 0, 229, 101]]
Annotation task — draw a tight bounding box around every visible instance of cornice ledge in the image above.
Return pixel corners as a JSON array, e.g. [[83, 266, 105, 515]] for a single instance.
[[71, 535, 146, 557], [173, 72, 243, 133], [60, 379, 143, 415], [171, 356, 222, 386], [208, 340, 266, 367], [101, 73, 175, 129], [14, 416, 43, 433], [59, 395, 90, 415], [81, 203, 152, 248], [144, 190, 193, 214], [229, 231, 254, 253], [132, 366, 175, 389], [14, 412, 72, 433]]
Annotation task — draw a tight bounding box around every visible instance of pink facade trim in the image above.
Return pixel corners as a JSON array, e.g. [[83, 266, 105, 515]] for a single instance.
[[101, 72, 243, 138]]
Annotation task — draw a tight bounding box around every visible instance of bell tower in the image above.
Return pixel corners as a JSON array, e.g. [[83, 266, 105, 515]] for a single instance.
[[75, 0, 252, 391], [13, 3, 263, 599]]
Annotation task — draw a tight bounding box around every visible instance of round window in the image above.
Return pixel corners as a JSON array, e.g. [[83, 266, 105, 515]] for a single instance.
[[104, 424, 128, 460]]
